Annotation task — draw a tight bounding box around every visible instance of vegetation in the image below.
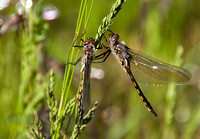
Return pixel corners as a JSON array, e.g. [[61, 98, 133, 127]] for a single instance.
[[0, 0, 200, 138]]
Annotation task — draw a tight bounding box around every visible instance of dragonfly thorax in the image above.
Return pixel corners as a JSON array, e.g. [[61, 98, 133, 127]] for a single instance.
[[83, 44, 95, 56]]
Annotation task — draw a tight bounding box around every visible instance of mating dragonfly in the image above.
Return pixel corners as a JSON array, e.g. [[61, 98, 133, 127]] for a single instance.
[[96, 31, 191, 116], [73, 38, 97, 125]]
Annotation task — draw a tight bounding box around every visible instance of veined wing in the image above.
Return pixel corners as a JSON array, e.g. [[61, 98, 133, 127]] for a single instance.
[[127, 48, 191, 84], [82, 61, 91, 113]]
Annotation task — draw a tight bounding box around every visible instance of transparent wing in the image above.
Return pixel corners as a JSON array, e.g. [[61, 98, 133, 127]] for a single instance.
[[82, 62, 91, 113], [127, 48, 191, 85]]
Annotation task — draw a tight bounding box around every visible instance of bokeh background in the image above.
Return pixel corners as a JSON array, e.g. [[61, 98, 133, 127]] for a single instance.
[[0, 0, 200, 138]]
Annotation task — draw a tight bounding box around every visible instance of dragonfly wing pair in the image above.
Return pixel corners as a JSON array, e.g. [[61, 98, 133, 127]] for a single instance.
[[127, 48, 191, 85], [82, 61, 92, 111]]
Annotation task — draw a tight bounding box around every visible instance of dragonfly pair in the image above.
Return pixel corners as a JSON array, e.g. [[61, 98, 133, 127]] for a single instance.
[[73, 31, 191, 125]]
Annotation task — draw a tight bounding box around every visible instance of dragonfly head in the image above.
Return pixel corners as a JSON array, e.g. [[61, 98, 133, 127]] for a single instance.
[[109, 34, 119, 45], [83, 38, 96, 55], [83, 38, 97, 46]]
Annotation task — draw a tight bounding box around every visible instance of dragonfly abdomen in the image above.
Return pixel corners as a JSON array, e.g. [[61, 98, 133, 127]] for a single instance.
[[124, 62, 157, 117], [78, 70, 85, 125]]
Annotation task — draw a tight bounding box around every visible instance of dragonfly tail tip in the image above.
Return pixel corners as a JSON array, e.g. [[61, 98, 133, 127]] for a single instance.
[[152, 111, 158, 117]]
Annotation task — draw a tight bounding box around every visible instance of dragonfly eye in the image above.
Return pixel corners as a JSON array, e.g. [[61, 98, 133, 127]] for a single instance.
[[110, 34, 119, 45], [83, 38, 96, 46], [90, 41, 97, 46], [83, 39, 90, 45]]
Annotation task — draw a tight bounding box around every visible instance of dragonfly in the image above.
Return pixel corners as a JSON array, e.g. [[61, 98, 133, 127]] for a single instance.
[[96, 31, 191, 116], [73, 38, 102, 125]]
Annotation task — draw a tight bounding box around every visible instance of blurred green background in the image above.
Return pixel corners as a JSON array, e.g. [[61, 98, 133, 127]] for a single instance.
[[0, 0, 200, 138]]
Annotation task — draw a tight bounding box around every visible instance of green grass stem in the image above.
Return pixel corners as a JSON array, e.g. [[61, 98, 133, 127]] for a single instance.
[[162, 46, 185, 139], [95, 0, 126, 48]]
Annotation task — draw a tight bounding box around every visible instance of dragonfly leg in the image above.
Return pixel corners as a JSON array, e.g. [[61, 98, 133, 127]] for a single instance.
[[102, 34, 110, 46], [124, 60, 157, 117], [102, 33, 107, 41], [95, 42, 109, 49], [67, 56, 82, 65], [95, 49, 111, 59], [102, 44, 109, 49], [80, 30, 86, 42], [107, 29, 114, 35], [93, 49, 111, 63], [73, 45, 84, 48]]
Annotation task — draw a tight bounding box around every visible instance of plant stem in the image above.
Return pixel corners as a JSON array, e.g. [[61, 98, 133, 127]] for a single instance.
[[95, 0, 126, 48]]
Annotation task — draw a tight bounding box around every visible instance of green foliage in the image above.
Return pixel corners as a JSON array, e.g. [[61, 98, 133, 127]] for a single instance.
[[0, 0, 50, 138], [28, 112, 46, 139], [45, 70, 77, 138], [70, 102, 98, 139], [46, 70, 58, 136]]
